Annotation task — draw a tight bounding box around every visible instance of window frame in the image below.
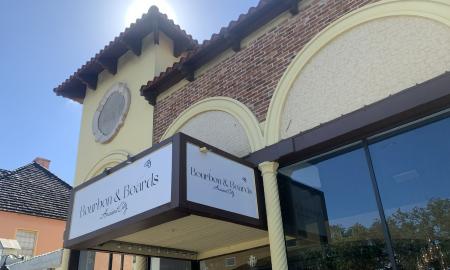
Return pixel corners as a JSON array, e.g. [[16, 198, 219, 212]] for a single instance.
[[15, 228, 39, 257]]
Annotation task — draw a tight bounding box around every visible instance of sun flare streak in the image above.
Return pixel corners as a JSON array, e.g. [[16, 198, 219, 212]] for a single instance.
[[124, 0, 177, 27]]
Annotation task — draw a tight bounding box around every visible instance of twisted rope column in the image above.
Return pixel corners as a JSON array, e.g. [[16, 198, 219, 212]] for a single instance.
[[258, 161, 288, 270]]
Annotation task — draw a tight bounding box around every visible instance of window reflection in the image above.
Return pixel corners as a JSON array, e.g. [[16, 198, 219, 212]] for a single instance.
[[279, 147, 390, 269], [369, 117, 450, 269]]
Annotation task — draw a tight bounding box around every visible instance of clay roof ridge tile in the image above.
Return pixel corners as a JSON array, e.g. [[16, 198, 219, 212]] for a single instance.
[[141, 52, 195, 90], [54, 4, 196, 95], [140, 0, 274, 94]]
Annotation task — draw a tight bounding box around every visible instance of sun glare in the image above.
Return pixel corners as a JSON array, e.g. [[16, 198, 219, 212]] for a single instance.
[[124, 0, 177, 27]]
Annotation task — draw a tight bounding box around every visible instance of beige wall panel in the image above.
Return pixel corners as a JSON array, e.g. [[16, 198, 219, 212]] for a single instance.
[[75, 33, 177, 185], [179, 111, 252, 157], [281, 16, 450, 139]]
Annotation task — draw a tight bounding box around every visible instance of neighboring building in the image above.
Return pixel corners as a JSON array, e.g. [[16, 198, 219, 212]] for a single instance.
[[0, 158, 71, 260], [55, 0, 450, 269]]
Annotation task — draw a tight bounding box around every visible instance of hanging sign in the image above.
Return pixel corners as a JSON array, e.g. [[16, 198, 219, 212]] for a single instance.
[[67, 144, 173, 240], [186, 143, 259, 219], [65, 133, 264, 250]]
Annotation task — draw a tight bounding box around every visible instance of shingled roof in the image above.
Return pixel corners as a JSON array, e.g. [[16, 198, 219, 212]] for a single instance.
[[54, 6, 197, 102], [0, 162, 72, 220], [0, 169, 9, 177]]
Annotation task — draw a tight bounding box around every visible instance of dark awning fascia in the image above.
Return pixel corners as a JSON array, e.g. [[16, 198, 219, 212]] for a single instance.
[[246, 71, 450, 166]]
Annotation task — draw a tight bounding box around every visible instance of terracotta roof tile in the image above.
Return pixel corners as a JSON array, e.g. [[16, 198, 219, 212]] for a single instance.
[[140, 0, 296, 102], [54, 6, 197, 102]]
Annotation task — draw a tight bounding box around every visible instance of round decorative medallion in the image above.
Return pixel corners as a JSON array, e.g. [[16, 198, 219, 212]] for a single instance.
[[92, 82, 131, 143]]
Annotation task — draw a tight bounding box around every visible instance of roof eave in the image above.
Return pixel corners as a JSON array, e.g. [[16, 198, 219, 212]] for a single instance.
[[54, 6, 197, 102], [140, 0, 299, 104]]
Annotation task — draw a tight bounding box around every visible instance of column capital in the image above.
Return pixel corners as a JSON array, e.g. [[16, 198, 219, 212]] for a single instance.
[[258, 161, 279, 175]]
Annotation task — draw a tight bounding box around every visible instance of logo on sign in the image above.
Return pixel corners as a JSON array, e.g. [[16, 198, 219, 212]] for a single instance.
[[189, 166, 253, 198], [78, 161, 159, 221], [144, 159, 152, 168]]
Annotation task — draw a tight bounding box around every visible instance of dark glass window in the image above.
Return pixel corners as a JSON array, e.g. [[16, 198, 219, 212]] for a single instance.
[[279, 147, 390, 269], [369, 116, 450, 269], [159, 257, 191, 270]]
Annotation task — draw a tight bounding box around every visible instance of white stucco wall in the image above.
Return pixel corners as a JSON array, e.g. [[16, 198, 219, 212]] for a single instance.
[[280, 16, 450, 139], [178, 111, 252, 157]]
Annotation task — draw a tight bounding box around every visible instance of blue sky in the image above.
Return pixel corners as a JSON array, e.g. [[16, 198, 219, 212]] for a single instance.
[[0, 0, 258, 185]]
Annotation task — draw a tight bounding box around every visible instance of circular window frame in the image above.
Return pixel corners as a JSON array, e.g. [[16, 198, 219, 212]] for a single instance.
[[92, 82, 131, 143]]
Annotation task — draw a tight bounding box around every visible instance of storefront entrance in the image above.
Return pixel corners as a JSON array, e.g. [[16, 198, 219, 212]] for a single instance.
[[74, 251, 193, 270], [76, 245, 272, 270]]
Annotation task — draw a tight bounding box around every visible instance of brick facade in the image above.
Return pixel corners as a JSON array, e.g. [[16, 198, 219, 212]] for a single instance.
[[153, 0, 379, 144]]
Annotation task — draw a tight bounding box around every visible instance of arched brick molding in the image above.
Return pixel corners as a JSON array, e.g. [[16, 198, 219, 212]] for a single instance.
[[265, 0, 450, 145], [162, 97, 264, 157], [82, 150, 130, 182]]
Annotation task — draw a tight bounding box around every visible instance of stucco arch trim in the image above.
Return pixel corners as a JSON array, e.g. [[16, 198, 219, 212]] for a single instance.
[[161, 97, 264, 152], [82, 150, 131, 183], [264, 0, 450, 145]]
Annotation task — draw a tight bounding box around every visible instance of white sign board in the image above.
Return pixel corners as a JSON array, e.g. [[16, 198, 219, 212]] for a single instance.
[[68, 144, 173, 240], [186, 143, 259, 219]]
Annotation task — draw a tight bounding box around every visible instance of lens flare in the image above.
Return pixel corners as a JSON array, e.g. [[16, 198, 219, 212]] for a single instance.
[[124, 0, 177, 27]]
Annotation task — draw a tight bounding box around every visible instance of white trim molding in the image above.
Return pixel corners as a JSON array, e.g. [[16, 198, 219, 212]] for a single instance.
[[162, 97, 265, 152], [264, 0, 450, 145], [83, 150, 130, 182]]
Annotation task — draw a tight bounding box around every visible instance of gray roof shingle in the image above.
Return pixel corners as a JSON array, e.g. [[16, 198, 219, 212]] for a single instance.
[[0, 169, 9, 177], [0, 162, 72, 220]]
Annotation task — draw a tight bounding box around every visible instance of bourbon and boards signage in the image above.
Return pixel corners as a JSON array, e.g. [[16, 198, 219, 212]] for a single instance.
[[68, 144, 172, 240], [64, 133, 264, 250], [186, 143, 259, 219]]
